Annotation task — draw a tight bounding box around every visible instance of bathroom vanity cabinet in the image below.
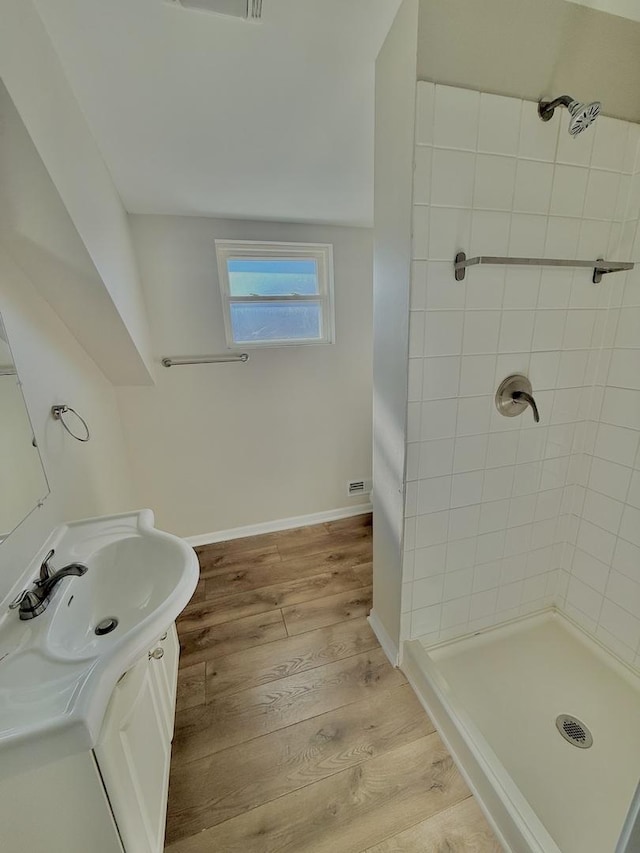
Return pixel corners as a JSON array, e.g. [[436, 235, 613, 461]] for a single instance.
[[0, 623, 180, 853]]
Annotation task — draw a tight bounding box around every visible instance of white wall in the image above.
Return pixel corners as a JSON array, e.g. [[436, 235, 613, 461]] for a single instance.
[[0, 248, 135, 604], [416, 0, 640, 123], [116, 215, 373, 538], [402, 82, 640, 648], [0, 0, 153, 385], [371, 0, 419, 654]]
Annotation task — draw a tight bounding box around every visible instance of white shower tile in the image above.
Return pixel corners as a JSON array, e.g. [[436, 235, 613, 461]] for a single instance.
[[483, 466, 515, 502], [459, 354, 496, 396], [451, 471, 484, 507], [420, 398, 458, 441], [419, 438, 455, 479], [567, 576, 602, 621], [509, 214, 548, 256], [444, 568, 474, 600], [537, 268, 573, 309], [486, 431, 519, 468], [411, 603, 442, 637], [473, 154, 516, 211], [620, 504, 640, 548], [473, 560, 501, 592], [627, 470, 640, 509], [502, 267, 541, 309], [412, 574, 444, 609], [593, 423, 639, 466], [431, 149, 475, 208], [518, 100, 559, 162], [479, 499, 510, 533], [513, 160, 554, 214], [414, 543, 447, 579], [469, 211, 511, 257], [426, 262, 466, 310], [550, 165, 588, 217], [556, 119, 594, 166], [415, 82, 435, 146], [415, 510, 450, 548], [583, 169, 620, 220], [582, 489, 623, 535], [453, 434, 489, 473], [412, 200, 430, 257], [456, 395, 492, 435], [599, 599, 640, 650], [422, 356, 460, 400], [591, 117, 628, 172], [441, 596, 471, 628], [413, 146, 432, 204], [410, 261, 428, 310], [498, 310, 535, 353], [606, 570, 640, 619], [477, 93, 521, 155], [418, 475, 452, 514], [529, 351, 560, 389], [544, 217, 581, 259], [613, 537, 640, 580], [463, 311, 501, 354], [448, 504, 481, 541], [464, 266, 505, 310], [424, 311, 464, 356], [532, 310, 566, 351], [446, 536, 477, 571], [428, 208, 471, 261], [589, 457, 632, 502], [434, 85, 479, 151]]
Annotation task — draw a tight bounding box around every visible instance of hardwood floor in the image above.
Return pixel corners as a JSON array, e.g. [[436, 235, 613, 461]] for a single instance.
[[165, 513, 501, 852]]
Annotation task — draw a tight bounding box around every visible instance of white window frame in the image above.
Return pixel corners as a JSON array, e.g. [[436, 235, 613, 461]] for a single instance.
[[215, 240, 335, 349]]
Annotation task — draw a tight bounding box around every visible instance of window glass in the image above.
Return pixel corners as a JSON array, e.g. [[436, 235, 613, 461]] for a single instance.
[[227, 258, 318, 297], [229, 301, 322, 342]]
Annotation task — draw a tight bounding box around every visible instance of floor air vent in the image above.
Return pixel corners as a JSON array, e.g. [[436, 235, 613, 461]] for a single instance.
[[555, 714, 593, 749]]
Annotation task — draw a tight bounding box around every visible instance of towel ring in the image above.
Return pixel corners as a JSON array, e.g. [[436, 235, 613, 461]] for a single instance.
[[51, 405, 90, 442]]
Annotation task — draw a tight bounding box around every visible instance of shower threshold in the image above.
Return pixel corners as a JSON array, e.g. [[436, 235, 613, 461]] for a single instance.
[[402, 610, 640, 853]]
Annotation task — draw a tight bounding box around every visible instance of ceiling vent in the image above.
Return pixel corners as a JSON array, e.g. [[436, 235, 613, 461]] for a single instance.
[[167, 0, 262, 20]]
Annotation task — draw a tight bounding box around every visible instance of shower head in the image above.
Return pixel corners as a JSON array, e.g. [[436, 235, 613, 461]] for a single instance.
[[538, 95, 601, 136]]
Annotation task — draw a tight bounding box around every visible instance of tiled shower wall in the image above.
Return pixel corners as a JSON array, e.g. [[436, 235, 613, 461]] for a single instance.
[[558, 251, 640, 668], [402, 82, 640, 653]]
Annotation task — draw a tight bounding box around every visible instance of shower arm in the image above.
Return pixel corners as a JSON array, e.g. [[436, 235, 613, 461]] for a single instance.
[[538, 95, 574, 122]]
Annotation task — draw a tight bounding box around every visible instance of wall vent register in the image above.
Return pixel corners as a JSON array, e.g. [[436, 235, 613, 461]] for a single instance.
[[166, 0, 262, 20]]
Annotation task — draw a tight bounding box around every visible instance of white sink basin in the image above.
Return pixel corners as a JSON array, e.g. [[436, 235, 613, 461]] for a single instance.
[[0, 510, 198, 780]]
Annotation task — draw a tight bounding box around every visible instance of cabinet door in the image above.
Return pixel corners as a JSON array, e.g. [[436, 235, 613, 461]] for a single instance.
[[95, 653, 171, 853], [149, 623, 180, 742]]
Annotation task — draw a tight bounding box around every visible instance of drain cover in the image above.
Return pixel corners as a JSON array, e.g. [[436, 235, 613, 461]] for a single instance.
[[95, 617, 119, 636], [555, 714, 593, 749]]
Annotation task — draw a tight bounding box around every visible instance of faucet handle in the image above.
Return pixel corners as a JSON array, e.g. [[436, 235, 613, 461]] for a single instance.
[[9, 589, 39, 611], [39, 549, 56, 582], [9, 589, 29, 609]]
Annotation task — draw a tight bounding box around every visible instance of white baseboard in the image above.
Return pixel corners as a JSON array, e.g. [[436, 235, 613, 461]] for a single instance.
[[368, 609, 399, 667], [186, 502, 372, 547]]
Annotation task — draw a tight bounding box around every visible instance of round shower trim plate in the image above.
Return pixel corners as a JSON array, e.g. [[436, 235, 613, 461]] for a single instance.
[[555, 714, 593, 749]]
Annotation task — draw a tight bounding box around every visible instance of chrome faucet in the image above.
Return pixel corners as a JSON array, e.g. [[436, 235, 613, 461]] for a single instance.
[[9, 549, 88, 620]]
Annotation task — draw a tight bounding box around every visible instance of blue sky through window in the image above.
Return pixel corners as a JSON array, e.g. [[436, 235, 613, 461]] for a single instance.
[[227, 258, 318, 297]]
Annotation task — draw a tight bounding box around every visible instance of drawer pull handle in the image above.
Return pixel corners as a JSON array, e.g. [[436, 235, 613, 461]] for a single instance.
[[159, 632, 168, 641], [149, 647, 164, 661]]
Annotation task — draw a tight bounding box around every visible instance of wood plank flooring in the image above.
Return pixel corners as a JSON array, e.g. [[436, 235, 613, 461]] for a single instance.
[[166, 513, 501, 852]]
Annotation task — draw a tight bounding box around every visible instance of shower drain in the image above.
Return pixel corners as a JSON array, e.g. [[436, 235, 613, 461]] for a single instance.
[[555, 714, 593, 749]]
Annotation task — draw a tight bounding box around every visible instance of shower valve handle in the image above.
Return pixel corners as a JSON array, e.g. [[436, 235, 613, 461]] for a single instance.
[[512, 391, 540, 423]]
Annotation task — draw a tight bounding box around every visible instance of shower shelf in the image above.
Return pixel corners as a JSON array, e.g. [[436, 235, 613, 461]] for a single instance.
[[454, 252, 634, 284]]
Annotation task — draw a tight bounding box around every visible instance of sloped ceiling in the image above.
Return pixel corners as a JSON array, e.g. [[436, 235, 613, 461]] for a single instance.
[[31, 0, 401, 227]]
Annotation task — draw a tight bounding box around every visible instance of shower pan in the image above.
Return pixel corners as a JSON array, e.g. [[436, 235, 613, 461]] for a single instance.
[[402, 611, 640, 853]]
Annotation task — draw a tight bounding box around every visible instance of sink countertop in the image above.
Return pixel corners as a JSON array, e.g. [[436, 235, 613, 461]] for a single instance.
[[0, 509, 198, 780]]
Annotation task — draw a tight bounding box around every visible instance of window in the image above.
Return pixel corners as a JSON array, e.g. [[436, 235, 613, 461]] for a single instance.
[[215, 240, 335, 348]]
